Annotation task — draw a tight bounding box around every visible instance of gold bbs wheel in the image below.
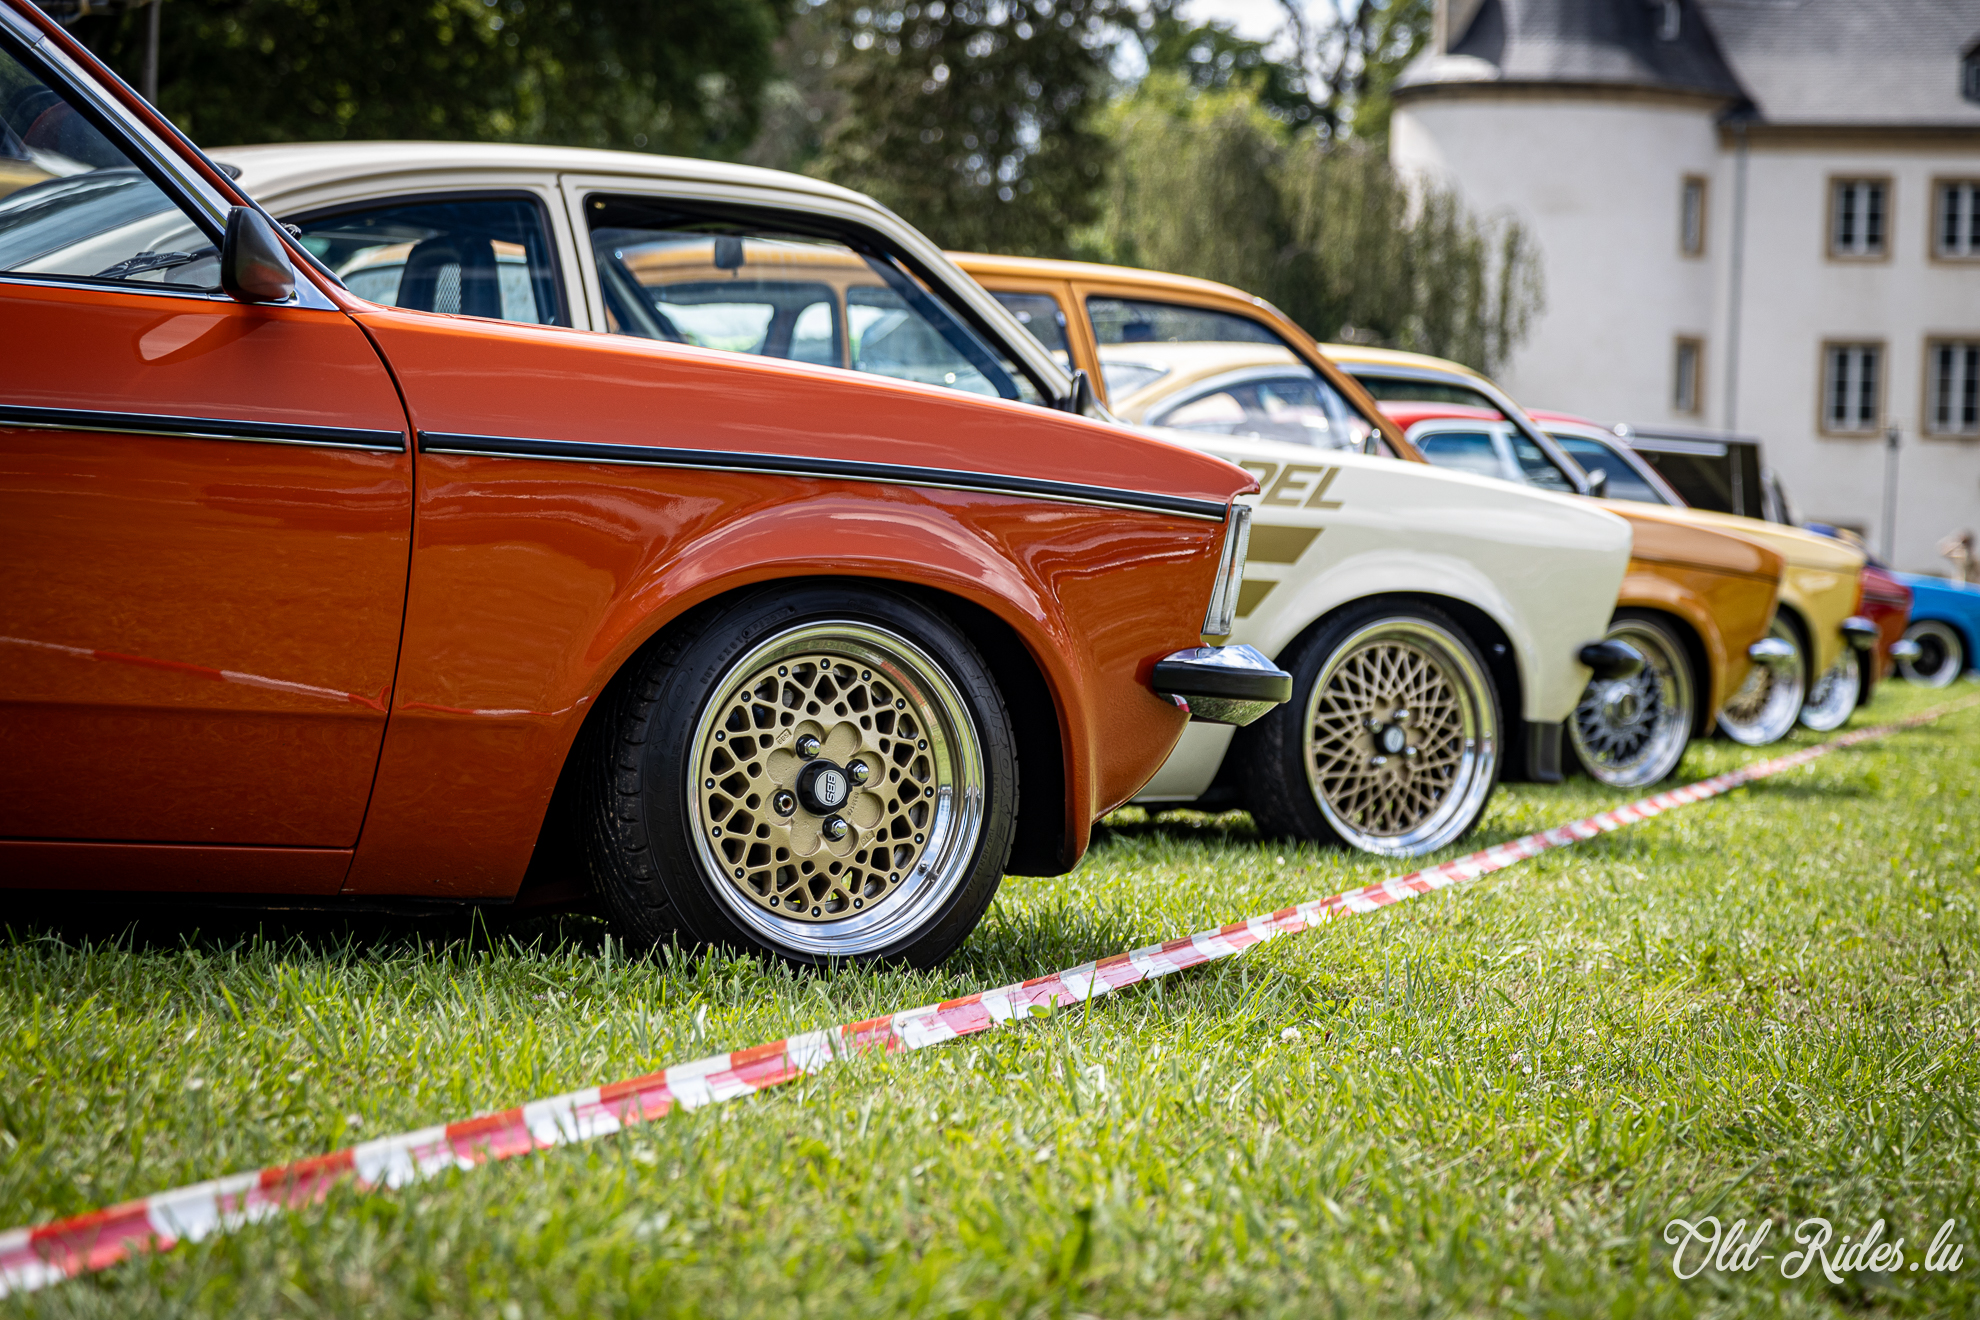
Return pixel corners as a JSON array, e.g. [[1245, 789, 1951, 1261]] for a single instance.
[[687, 621, 985, 956], [1301, 614, 1498, 856]]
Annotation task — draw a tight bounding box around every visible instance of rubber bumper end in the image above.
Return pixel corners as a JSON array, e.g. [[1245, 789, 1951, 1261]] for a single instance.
[[1152, 644, 1292, 727], [1579, 639, 1645, 680], [1841, 616, 1880, 651]]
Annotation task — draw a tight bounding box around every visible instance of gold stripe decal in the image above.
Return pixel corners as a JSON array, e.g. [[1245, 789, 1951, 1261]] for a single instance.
[[1236, 579, 1276, 618], [1247, 525, 1324, 565]]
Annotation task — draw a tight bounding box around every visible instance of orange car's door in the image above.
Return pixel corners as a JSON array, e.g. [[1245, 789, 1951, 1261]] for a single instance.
[[0, 42, 411, 852]]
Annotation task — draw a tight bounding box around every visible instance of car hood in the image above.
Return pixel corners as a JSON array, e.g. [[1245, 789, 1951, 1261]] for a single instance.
[[1592, 501, 1784, 580], [1665, 508, 1865, 574]]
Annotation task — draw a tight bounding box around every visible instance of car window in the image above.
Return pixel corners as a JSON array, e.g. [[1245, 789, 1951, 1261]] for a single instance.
[[587, 195, 1042, 404], [287, 196, 565, 325], [989, 291, 1070, 364], [1149, 372, 1375, 451], [1086, 296, 1280, 346], [1413, 428, 1507, 480], [1506, 427, 1578, 493], [0, 40, 217, 291], [1100, 360, 1170, 398], [1352, 374, 1506, 415], [1550, 433, 1668, 504]]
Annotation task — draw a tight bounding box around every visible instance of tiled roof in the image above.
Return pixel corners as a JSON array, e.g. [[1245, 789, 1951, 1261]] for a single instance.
[[1400, 0, 1980, 127]]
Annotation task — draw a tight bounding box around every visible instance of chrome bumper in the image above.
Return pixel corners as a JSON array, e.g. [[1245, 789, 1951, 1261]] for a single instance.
[[1841, 616, 1881, 651], [1890, 638, 1923, 662], [1152, 644, 1292, 727], [1749, 637, 1798, 671]]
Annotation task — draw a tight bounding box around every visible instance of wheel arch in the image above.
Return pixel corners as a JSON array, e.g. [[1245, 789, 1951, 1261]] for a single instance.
[[516, 572, 1080, 903]]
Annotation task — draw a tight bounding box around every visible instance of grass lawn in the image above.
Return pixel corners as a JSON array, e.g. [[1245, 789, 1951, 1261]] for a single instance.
[[4, 680, 1979, 1318]]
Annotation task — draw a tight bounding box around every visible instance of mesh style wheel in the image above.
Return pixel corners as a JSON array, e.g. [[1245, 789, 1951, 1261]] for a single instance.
[[1897, 620, 1965, 688], [1566, 611, 1694, 787], [583, 586, 1016, 967], [1799, 646, 1860, 731], [1240, 601, 1499, 857], [1717, 616, 1805, 745]]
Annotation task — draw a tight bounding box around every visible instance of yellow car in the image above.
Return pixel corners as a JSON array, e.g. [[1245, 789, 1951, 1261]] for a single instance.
[[1317, 342, 1866, 744]]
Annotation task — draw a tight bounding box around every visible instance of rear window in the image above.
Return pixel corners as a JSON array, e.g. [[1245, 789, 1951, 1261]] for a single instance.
[[1353, 374, 1505, 416], [1087, 296, 1280, 347], [1550, 434, 1668, 504]]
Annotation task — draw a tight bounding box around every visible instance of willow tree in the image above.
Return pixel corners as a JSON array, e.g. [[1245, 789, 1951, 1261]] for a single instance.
[[1090, 77, 1541, 375]]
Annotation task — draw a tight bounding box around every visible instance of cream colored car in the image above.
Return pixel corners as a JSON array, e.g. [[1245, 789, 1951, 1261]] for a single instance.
[[948, 257, 1635, 856]]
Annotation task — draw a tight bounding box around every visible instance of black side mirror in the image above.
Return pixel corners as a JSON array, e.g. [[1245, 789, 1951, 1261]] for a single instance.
[[220, 206, 296, 304], [1585, 466, 1610, 499], [1059, 367, 1096, 417], [713, 235, 745, 272]]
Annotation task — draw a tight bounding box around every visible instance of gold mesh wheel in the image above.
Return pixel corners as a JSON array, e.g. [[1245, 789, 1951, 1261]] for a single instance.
[[1302, 615, 1497, 856], [687, 621, 984, 955]]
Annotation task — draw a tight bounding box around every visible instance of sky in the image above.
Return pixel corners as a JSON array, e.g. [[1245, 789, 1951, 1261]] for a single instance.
[[1179, 0, 1300, 42]]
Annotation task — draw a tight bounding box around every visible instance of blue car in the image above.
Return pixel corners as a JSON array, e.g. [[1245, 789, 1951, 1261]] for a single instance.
[[1895, 574, 1980, 686]]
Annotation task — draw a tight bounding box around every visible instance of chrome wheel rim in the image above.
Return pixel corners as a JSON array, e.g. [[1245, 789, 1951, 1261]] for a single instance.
[[1567, 619, 1692, 787], [1303, 617, 1496, 856], [1898, 621, 1962, 687], [1717, 618, 1805, 745], [1798, 647, 1860, 731], [687, 622, 983, 958]]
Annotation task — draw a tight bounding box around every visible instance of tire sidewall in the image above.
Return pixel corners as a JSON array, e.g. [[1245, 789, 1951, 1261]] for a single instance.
[[1241, 598, 1501, 854], [612, 584, 1015, 966]]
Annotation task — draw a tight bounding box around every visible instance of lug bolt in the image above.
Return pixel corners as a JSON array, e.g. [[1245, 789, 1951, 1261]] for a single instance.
[[1394, 708, 1411, 724], [796, 734, 820, 759], [773, 790, 796, 816], [848, 761, 870, 785], [823, 816, 849, 841]]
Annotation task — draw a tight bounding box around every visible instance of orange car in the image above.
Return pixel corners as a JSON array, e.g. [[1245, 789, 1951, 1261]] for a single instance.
[[951, 254, 1784, 788], [0, 5, 1279, 967]]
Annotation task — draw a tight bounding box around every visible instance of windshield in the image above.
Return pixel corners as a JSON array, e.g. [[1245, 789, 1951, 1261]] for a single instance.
[[0, 46, 215, 290]]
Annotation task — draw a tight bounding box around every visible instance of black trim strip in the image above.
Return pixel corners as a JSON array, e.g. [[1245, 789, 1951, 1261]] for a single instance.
[[0, 403, 405, 452], [417, 431, 1228, 521]]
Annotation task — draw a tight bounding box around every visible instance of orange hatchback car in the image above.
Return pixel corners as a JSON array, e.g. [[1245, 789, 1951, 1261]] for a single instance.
[[0, 2, 1281, 966]]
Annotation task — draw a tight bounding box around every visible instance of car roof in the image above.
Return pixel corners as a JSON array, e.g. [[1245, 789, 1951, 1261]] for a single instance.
[[1098, 344, 1303, 417], [1380, 402, 1506, 426], [947, 252, 1272, 305], [1321, 343, 1498, 386], [213, 141, 877, 211]]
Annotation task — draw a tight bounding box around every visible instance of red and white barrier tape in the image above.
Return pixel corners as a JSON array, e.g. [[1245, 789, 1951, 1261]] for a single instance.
[[5, 694, 1975, 1296]]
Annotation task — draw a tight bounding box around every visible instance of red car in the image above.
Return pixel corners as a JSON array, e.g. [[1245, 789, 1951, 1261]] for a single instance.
[[0, 1, 1281, 966]]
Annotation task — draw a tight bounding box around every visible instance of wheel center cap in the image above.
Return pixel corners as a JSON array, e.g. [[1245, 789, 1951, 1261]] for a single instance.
[[1599, 682, 1642, 727], [1376, 724, 1407, 755], [796, 760, 851, 814]]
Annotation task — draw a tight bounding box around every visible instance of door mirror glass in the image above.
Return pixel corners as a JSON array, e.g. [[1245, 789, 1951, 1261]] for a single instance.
[[220, 206, 294, 303], [1584, 466, 1610, 499]]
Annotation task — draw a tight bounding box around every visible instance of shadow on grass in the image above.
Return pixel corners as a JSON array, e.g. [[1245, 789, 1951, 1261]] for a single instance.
[[1, 892, 612, 964]]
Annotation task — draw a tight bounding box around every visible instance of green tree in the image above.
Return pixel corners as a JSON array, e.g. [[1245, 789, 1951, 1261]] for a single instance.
[[1091, 75, 1540, 374], [73, 0, 791, 154], [809, 0, 1127, 256]]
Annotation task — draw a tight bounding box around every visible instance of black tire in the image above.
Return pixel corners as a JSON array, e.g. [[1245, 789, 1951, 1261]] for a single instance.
[[582, 584, 1017, 968], [1898, 620, 1966, 688], [1565, 610, 1696, 787], [1236, 599, 1501, 856]]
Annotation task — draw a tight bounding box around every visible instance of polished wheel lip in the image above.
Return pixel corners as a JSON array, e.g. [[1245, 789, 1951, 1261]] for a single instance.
[[1302, 616, 1497, 857], [1798, 647, 1860, 731], [1717, 619, 1806, 745], [1896, 620, 1963, 688], [686, 621, 984, 958], [1567, 618, 1692, 787]]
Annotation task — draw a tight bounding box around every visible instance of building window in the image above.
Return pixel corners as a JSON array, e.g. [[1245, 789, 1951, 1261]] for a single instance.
[[1680, 176, 1706, 255], [1964, 44, 1980, 103], [1937, 180, 1980, 258], [1926, 340, 1980, 436], [1673, 337, 1702, 413], [1822, 342, 1883, 433], [1830, 178, 1889, 258]]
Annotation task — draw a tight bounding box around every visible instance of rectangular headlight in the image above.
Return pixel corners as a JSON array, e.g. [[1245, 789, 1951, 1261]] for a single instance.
[[1201, 502, 1252, 637]]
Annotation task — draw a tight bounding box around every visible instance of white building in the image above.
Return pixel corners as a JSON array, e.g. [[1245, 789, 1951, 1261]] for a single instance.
[[1390, 0, 1980, 572]]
